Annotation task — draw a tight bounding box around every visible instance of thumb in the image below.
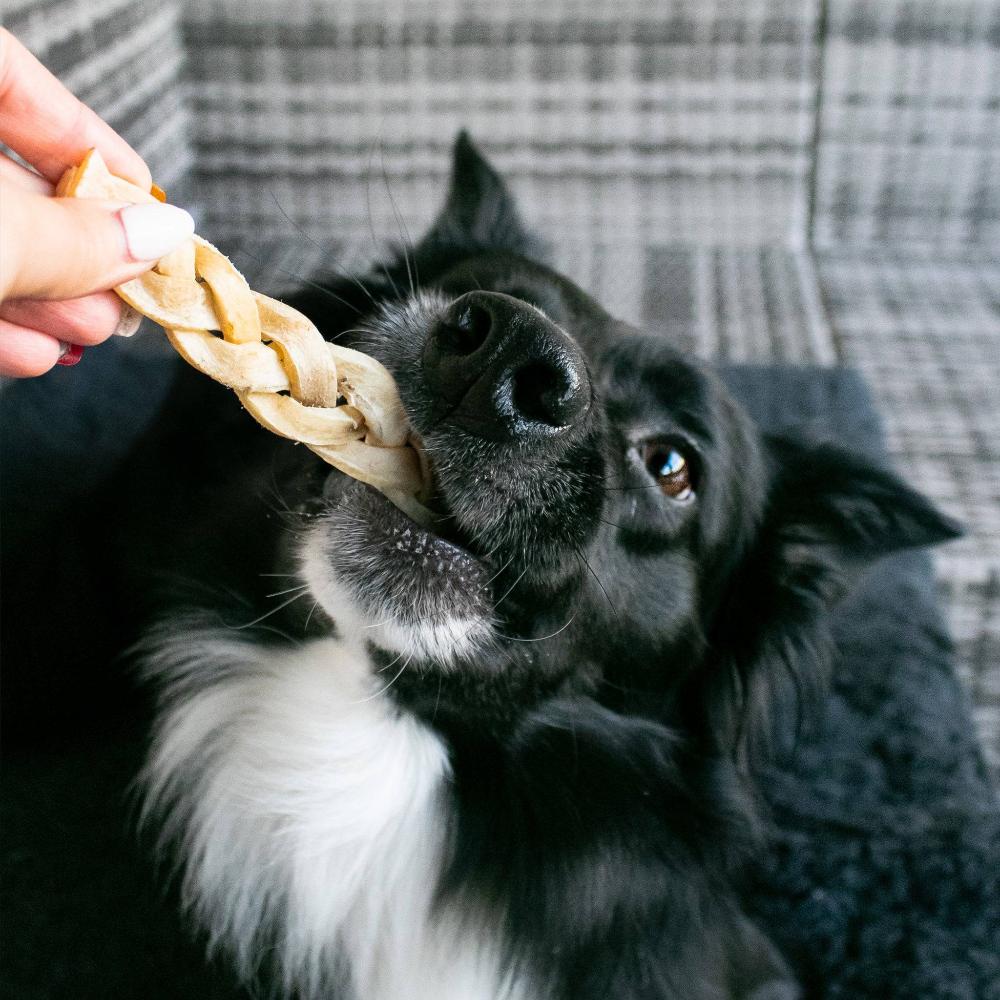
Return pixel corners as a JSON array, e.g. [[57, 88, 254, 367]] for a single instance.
[[0, 183, 194, 302]]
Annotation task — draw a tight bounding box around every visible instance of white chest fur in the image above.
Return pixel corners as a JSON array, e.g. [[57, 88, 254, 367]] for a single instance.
[[141, 632, 530, 1000]]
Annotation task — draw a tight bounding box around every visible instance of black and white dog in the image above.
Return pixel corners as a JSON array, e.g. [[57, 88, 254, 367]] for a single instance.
[[134, 134, 958, 1000]]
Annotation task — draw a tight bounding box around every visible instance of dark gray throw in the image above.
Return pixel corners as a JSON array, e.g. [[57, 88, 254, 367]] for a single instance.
[[1, 352, 996, 998], [726, 366, 1000, 1000]]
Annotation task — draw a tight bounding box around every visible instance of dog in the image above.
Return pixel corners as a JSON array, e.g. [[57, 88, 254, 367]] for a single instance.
[[132, 132, 959, 1000]]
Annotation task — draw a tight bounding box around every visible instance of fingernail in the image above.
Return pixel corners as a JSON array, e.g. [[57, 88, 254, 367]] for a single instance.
[[118, 203, 195, 262], [56, 343, 85, 366], [113, 303, 143, 338]]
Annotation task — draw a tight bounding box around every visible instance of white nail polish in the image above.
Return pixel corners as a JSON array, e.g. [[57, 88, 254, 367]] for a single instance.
[[118, 203, 195, 262], [113, 303, 143, 338]]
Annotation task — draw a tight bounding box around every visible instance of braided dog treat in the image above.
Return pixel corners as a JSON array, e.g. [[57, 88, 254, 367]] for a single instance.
[[58, 150, 431, 524]]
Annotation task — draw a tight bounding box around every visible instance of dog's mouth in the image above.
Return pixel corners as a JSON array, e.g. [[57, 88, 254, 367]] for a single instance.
[[324, 464, 485, 580], [399, 435, 472, 551], [302, 456, 497, 663], [297, 285, 602, 664]]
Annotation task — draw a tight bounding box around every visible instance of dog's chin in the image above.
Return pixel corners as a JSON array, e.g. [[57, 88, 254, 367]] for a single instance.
[[299, 476, 497, 666]]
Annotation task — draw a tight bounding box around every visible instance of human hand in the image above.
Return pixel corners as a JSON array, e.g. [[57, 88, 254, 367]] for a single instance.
[[0, 28, 194, 377]]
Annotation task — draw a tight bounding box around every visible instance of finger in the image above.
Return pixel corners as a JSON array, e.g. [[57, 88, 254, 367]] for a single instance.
[[0, 29, 151, 188], [0, 318, 63, 377], [0, 291, 136, 346], [0, 183, 194, 302], [0, 152, 53, 194]]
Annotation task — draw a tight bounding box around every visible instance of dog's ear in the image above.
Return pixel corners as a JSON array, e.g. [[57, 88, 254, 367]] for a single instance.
[[413, 130, 542, 267], [705, 436, 961, 765], [290, 132, 537, 329], [761, 436, 961, 572]]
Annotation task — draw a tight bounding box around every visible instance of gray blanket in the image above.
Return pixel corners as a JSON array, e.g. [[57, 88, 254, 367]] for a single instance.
[[1, 351, 996, 998], [726, 366, 1000, 999]]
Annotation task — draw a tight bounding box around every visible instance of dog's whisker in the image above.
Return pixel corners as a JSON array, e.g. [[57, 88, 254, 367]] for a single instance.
[[364, 136, 403, 300], [492, 566, 529, 612], [431, 673, 444, 725], [263, 191, 380, 310], [362, 617, 397, 630], [225, 590, 311, 631], [493, 614, 577, 643], [351, 653, 412, 704], [480, 554, 516, 589], [378, 142, 418, 298], [573, 546, 620, 624], [303, 599, 322, 633], [265, 583, 311, 599], [373, 648, 407, 674], [234, 239, 366, 319]]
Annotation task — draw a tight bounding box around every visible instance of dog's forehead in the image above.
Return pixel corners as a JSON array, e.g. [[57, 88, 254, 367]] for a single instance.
[[598, 335, 716, 434], [435, 252, 613, 343]]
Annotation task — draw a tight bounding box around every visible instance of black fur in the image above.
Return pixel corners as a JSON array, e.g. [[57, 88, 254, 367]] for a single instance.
[[130, 133, 959, 998]]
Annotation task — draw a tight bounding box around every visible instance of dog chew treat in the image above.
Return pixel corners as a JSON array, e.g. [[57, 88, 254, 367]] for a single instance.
[[58, 150, 430, 524]]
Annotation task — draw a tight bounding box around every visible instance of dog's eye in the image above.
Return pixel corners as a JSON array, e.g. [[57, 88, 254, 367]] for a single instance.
[[642, 444, 695, 501]]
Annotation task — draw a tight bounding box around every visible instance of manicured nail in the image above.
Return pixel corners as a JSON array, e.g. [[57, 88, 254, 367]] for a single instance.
[[56, 343, 85, 366], [113, 303, 143, 338], [118, 202, 194, 262]]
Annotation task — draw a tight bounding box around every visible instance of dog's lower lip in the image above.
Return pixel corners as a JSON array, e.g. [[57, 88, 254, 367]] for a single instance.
[[329, 475, 480, 566]]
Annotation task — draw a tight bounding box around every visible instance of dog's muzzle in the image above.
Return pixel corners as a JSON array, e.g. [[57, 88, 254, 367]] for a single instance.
[[421, 291, 591, 444]]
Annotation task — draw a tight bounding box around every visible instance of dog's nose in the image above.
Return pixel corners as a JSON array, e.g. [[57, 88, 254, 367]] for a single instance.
[[422, 291, 591, 441]]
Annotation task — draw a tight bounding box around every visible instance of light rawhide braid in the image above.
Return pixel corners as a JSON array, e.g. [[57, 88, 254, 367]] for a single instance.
[[57, 150, 431, 523]]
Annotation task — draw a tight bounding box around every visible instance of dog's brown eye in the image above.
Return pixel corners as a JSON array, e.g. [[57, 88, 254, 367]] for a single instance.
[[642, 444, 694, 501]]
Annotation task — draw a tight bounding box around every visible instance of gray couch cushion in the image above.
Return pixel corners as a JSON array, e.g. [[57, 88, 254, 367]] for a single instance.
[[180, 0, 823, 249], [5, 0, 195, 199], [812, 0, 1000, 251], [819, 249, 1000, 771]]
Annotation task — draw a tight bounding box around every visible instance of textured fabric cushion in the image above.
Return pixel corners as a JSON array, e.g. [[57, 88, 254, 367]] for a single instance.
[[818, 249, 1000, 771], [750, 552, 1000, 998], [5, 0, 195, 198], [176, 0, 828, 364], [180, 0, 823, 250], [812, 0, 1000, 250], [225, 233, 839, 363]]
